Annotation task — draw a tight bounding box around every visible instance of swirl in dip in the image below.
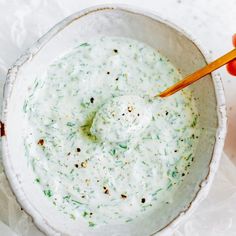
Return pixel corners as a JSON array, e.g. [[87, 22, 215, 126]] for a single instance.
[[23, 37, 200, 227]]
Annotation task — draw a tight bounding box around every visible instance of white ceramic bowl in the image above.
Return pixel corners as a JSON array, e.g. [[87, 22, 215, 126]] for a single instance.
[[2, 5, 226, 236]]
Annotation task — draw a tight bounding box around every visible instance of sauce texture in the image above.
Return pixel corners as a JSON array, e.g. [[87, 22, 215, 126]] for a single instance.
[[91, 95, 152, 142], [23, 37, 200, 227]]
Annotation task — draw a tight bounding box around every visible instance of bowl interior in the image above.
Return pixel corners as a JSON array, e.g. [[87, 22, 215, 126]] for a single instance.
[[4, 7, 218, 236]]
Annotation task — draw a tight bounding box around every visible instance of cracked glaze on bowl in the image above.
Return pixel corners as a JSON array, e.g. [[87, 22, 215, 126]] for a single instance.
[[1, 5, 226, 236]]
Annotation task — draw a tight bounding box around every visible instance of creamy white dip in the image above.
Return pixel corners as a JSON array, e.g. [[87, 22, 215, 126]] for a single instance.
[[23, 36, 200, 227], [91, 95, 152, 142]]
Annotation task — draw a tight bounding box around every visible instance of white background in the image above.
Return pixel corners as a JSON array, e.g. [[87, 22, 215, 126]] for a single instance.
[[0, 0, 236, 235]]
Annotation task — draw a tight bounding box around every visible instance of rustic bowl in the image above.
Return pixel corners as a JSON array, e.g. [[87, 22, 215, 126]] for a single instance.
[[2, 4, 226, 236]]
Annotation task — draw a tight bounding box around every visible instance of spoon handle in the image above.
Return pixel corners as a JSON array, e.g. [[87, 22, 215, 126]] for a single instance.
[[157, 48, 236, 98]]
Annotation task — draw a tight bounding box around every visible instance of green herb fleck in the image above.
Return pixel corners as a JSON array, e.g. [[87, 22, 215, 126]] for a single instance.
[[167, 182, 173, 189], [71, 199, 82, 205], [119, 143, 127, 149], [185, 153, 193, 161], [152, 188, 162, 196], [88, 221, 95, 227], [80, 42, 90, 47], [125, 218, 132, 222], [23, 100, 28, 113], [109, 149, 116, 156], [83, 211, 88, 217], [43, 189, 53, 197], [171, 171, 178, 178], [63, 195, 71, 200], [66, 122, 76, 127], [191, 115, 198, 127]]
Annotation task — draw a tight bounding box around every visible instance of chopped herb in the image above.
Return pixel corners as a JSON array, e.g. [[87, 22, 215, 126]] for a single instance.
[[83, 211, 88, 217], [63, 195, 71, 200], [35, 178, 40, 183], [43, 189, 52, 197], [191, 115, 198, 127], [186, 153, 193, 161], [126, 219, 132, 222], [109, 149, 116, 156], [66, 122, 76, 127], [71, 199, 82, 205], [80, 42, 90, 47], [88, 221, 95, 227], [23, 100, 28, 113], [119, 143, 127, 149], [80, 102, 90, 108], [171, 171, 178, 178], [167, 182, 173, 189], [151, 188, 162, 196], [67, 131, 77, 140]]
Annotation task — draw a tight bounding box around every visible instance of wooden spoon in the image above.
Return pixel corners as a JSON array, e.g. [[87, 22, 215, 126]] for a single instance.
[[157, 48, 236, 98]]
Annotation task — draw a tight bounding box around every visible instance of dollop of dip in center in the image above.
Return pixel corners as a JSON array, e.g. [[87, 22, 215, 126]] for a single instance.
[[91, 95, 152, 142]]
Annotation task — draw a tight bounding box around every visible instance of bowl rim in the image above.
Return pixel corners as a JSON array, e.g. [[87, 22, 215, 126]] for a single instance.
[[1, 4, 227, 236]]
